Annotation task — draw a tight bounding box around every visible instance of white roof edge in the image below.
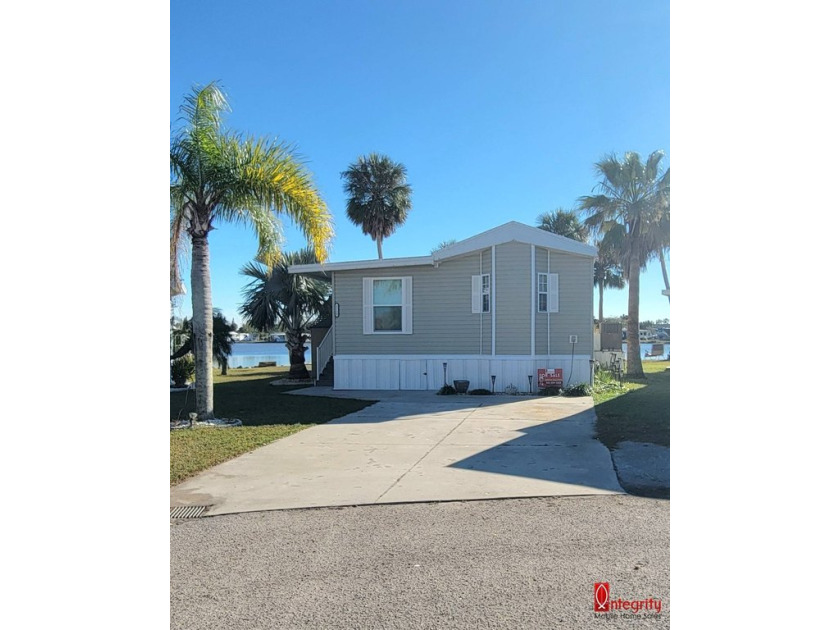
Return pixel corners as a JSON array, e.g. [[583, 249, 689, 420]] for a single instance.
[[431, 220, 597, 260], [289, 221, 595, 275], [289, 255, 434, 274]]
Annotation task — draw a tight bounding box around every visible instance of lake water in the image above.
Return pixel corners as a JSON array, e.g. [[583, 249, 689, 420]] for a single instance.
[[622, 342, 670, 360], [227, 341, 668, 368], [228, 342, 308, 368]]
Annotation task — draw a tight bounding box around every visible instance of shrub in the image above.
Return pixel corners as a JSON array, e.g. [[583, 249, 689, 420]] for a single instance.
[[538, 386, 561, 396], [504, 384, 519, 395], [591, 370, 627, 395], [468, 388, 493, 395], [562, 383, 591, 397], [437, 384, 457, 395], [171, 356, 195, 387]]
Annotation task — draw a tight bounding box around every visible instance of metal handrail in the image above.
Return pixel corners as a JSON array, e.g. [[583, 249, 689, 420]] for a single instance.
[[315, 326, 334, 383]]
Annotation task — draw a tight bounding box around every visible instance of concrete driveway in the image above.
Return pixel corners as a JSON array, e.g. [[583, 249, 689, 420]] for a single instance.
[[171, 391, 624, 516]]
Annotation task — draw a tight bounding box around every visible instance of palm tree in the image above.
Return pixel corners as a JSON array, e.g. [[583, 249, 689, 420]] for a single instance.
[[341, 153, 412, 259], [171, 310, 236, 375], [239, 249, 330, 380], [648, 169, 670, 302], [536, 208, 590, 242], [579, 150, 670, 379], [171, 82, 333, 419], [593, 252, 626, 324]]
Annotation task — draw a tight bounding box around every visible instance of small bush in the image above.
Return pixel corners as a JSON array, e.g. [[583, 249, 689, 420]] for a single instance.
[[562, 383, 591, 397], [538, 386, 562, 396], [591, 370, 627, 395], [468, 388, 493, 395], [504, 384, 519, 395], [171, 356, 195, 387], [437, 384, 457, 395]]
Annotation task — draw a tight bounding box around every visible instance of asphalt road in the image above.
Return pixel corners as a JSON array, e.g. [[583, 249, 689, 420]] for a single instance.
[[171, 495, 669, 629]]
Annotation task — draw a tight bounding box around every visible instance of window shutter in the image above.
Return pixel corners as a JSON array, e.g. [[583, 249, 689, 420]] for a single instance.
[[363, 277, 373, 334], [548, 273, 559, 313], [402, 276, 413, 334], [471, 275, 482, 313]]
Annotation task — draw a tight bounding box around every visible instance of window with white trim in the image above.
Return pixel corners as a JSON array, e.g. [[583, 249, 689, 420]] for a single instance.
[[471, 274, 491, 313], [538, 272, 559, 313], [537, 273, 548, 312], [363, 277, 413, 334]]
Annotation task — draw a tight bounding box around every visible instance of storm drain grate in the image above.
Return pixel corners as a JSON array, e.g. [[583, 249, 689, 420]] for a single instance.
[[170, 505, 209, 519]]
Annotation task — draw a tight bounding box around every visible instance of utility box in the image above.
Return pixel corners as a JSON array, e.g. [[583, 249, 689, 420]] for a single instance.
[[600, 322, 623, 350]]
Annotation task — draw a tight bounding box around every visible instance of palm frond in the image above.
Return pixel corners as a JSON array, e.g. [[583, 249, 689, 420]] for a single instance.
[[212, 134, 334, 264]]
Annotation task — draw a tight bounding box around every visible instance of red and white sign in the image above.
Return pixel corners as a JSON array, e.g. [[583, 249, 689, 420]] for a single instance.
[[592, 581, 663, 614], [594, 582, 610, 612], [537, 368, 563, 388]]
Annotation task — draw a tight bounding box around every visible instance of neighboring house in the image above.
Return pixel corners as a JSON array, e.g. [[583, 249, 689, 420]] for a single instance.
[[289, 221, 596, 391], [639, 329, 657, 342]]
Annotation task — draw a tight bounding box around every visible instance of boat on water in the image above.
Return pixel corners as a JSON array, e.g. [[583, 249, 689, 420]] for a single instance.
[[644, 343, 668, 359]]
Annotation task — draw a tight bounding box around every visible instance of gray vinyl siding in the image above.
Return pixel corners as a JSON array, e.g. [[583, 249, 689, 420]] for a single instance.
[[332, 245, 593, 357], [494, 242, 531, 355], [535, 247, 594, 356], [335, 253, 487, 355]]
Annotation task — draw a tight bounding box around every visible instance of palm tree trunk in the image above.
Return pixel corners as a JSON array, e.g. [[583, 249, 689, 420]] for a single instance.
[[191, 233, 215, 419], [625, 250, 645, 379], [598, 279, 604, 324], [659, 249, 670, 303], [285, 330, 310, 379], [377, 236, 383, 260]]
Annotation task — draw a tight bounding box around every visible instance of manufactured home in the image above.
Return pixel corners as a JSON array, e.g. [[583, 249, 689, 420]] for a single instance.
[[289, 221, 596, 391]]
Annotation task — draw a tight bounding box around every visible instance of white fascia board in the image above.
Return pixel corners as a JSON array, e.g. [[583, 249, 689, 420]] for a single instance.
[[289, 255, 434, 276], [431, 220, 597, 261]]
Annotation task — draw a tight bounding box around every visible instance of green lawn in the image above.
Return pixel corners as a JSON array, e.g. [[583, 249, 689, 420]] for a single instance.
[[592, 361, 670, 450], [170, 366, 373, 485]]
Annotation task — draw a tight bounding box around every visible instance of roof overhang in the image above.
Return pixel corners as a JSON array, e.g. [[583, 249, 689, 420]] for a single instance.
[[288, 221, 597, 277], [431, 221, 597, 260], [289, 255, 434, 277]]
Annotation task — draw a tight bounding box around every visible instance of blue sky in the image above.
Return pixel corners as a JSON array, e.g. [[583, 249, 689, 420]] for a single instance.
[[170, 0, 670, 327]]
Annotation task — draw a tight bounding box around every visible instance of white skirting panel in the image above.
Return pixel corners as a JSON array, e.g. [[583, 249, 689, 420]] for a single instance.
[[333, 355, 593, 391]]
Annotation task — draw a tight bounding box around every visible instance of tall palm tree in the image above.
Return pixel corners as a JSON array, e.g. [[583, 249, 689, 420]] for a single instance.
[[647, 168, 670, 302], [579, 150, 670, 379], [239, 249, 330, 380], [536, 208, 590, 242], [341, 153, 412, 259], [171, 82, 333, 419]]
